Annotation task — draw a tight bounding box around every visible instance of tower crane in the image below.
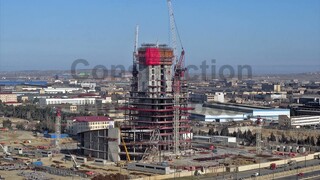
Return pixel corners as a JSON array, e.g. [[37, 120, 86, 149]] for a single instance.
[[54, 107, 61, 153], [256, 116, 262, 155], [167, 0, 186, 155]]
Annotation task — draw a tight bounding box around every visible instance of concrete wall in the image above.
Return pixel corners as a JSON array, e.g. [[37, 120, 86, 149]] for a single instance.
[[108, 128, 120, 162]]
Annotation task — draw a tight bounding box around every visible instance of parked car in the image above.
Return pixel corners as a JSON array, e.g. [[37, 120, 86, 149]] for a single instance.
[[297, 172, 304, 176], [251, 172, 259, 177]]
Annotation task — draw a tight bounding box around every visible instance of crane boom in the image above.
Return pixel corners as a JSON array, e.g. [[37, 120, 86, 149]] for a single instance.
[[167, 0, 178, 62], [134, 25, 139, 57]]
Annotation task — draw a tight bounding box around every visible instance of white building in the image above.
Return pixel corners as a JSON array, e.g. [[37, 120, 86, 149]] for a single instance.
[[43, 87, 82, 94], [0, 93, 17, 103], [291, 116, 320, 127], [80, 82, 96, 91], [212, 136, 236, 144], [66, 116, 114, 135], [213, 92, 224, 103], [252, 109, 290, 120], [193, 135, 236, 144], [269, 93, 287, 100], [39, 98, 96, 106], [190, 92, 224, 103]]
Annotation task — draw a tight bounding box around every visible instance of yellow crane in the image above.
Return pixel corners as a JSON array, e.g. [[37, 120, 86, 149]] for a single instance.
[[121, 134, 131, 162]]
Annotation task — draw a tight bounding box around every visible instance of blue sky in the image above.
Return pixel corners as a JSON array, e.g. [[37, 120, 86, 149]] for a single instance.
[[0, 0, 319, 73]]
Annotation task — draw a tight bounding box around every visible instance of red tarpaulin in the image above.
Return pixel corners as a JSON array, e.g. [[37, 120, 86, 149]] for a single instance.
[[145, 48, 160, 65]]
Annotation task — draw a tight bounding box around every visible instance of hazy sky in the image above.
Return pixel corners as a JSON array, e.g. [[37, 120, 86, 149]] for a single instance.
[[0, 0, 320, 73]]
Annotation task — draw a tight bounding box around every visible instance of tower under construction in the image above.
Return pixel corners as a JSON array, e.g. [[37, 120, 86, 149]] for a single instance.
[[120, 43, 192, 161]]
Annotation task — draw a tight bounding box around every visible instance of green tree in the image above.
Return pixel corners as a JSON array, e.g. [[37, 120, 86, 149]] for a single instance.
[[2, 119, 12, 129], [310, 136, 316, 146], [317, 135, 320, 146], [208, 128, 214, 135], [220, 127, 229, 136], [269, 132, 276, 142], [16, 123, 25, 130]]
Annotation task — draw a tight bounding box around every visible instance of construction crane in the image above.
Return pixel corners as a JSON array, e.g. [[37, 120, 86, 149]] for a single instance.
[[256, 116, 262, 155], [0, 144, 11, 157], [70, 154, 80, 170], [167, 0, 186, 155], [131, 25, 139, 96], [54, 108, 61, 153], [121, 134, 131, 162], [64, 144, 80, 170]]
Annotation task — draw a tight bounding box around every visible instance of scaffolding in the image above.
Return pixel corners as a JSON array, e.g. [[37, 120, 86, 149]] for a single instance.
[[119, 44, 192, 161]]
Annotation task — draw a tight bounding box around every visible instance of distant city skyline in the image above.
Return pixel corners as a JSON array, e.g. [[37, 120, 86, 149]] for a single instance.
[[0, 0, 319, 73]]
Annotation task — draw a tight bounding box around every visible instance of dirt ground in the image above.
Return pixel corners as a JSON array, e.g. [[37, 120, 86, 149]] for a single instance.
[[0, 170, 76, 180]]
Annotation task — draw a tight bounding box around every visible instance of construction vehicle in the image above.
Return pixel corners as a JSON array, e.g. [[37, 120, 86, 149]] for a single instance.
[[70, 153, 80, 170], [0, 143, 11, 156], [116, 127, 130, 167], [116, 161, 127, 167], [121, 133, 131, 162], [270, 163, 277, 170], [64, 145, 80, 170], [0, 144, 13, 161], [288, 160, 297, 166]]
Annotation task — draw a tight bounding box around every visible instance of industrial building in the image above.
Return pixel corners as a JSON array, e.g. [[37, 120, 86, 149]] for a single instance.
[[66, 116, 119, 161], [252, 109, 290, 120], [191, 104, 290, 122], [120, 43, 192, 161]]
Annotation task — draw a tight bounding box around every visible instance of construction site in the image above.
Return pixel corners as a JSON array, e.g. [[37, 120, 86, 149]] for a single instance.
[[1, 1, 320, 180]]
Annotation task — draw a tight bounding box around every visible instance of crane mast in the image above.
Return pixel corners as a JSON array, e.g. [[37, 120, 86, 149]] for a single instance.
[[55, 108, 61, 153], [167, 0, 185, 155], [256, 117, 262, 155]]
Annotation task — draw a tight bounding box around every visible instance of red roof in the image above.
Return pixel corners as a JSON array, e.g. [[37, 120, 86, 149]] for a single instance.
[[78, 93, 99, 97], [4, 101, 19, 104], [73, 116, 112, 122], [0, 92, 13, 94]]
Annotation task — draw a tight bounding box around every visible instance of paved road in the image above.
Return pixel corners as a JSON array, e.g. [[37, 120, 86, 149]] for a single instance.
[[277, 170, 320, 180], [200, 159, 320, 180]]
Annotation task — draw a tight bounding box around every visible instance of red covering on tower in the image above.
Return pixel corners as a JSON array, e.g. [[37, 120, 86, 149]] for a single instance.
[[145, 48, 160, 65]]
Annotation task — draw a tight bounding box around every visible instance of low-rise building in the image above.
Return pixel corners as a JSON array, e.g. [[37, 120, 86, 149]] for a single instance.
[[39, 98, 96, 106], [193, 135, 236, 145], [66, 116, 114, 135], [0, 93, 17, 103], [66, 116, 119, 161], [190, 92, 224, 103], [280, 115, 320, 128], [42, 87, 83, 94]]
